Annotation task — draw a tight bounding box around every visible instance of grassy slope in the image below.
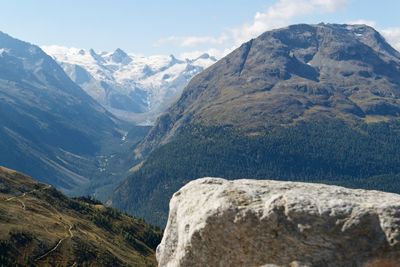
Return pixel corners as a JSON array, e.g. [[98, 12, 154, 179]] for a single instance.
[[0, 167, 162, 267]]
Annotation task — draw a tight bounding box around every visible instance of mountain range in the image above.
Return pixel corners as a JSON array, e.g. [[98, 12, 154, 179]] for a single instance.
[[0, 31, 137, 195], [42, 45, 217, 125], [3, 23, 400, 229], [112, 23, 400, 226]]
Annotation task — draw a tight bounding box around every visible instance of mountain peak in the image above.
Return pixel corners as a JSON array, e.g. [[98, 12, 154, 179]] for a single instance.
[[169, 54, 184, 65], [185, 53, 218, 64], [89, 48, 97, 55], [198, 53, 210, 59], [136, 23, 400, 156], [117, 23, 400, 227], [196, 53, 218, 62], [111, 48, 132, 64], [113, 48, 128, 57], [89, 48, 105, 63]]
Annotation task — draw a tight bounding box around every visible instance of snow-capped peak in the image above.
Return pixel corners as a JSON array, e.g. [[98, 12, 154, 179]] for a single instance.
[[197, 53, 211, 60], [89, 48, 105, 63], [169, 54, 184, 65], [110, 48, 132, 64], [41, 45, 218, 125]]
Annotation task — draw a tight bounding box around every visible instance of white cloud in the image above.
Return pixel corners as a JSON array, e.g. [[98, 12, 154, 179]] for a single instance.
[[158, 0, 348, 48], [157, 0, 348, 58], [347, 19, 377, 27], [179, 47, 235, 60], [155, 0, 400, 58], [382, 27, 400, 51], [232, 0, 347, 44], [155, 34, 228, 48]]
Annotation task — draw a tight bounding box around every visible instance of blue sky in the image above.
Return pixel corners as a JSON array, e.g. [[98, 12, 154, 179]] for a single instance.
[[1, 0, 399, 57]]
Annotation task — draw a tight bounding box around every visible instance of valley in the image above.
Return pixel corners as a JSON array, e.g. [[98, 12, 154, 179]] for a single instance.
[[0, 30, 154, 201], [3, 23, 400, 228], [1, 5, 400, 264], [112, 23, 400, 226]]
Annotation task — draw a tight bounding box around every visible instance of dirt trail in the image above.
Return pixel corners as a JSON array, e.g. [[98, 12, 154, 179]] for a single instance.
[[34, 222, 74, 262], [34, 200, 75, 262], [2, 185, 76, 263], [17, 199, 25, 210], [4, 185, 51, 211], [34, 238, 65, 261], [5, 185, 51, 202]]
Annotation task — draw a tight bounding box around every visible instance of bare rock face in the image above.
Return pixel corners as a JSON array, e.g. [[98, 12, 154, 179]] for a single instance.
[[157, 178, 400, 267]]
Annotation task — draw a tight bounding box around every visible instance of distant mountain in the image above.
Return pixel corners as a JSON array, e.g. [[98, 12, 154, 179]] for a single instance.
[[0, 31, 143, 194], [0, 166, 161, 266], [42, 45, 217, 125], [111, 23, 400, 226]]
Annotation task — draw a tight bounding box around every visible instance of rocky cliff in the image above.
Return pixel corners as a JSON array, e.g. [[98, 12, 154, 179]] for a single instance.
[[157, 178, 400, 267]]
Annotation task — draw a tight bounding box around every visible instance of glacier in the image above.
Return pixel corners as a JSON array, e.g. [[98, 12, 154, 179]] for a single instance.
[[42, 45, 217, 125]]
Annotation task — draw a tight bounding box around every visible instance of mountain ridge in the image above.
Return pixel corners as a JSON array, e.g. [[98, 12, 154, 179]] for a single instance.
[[112, 23, 400, 226], [134, 23, 400, 157]]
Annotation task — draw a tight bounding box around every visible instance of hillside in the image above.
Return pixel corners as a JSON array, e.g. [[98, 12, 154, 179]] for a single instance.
[[112, 23, 400, 226], [42, 46, 217, 125], [0, 31, 147, 195], [136, 23, 400, 156], [0, 166, 162, 266]]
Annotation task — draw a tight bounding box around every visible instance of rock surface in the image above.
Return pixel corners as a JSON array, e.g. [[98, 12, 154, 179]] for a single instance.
[[157, 178, 400, 267]]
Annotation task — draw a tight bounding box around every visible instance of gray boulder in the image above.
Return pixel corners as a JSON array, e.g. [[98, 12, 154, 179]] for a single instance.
[[157, 178, 400, 267]]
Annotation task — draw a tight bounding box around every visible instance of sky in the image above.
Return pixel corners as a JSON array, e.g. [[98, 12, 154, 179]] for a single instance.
[[1, 0, 400, 58]]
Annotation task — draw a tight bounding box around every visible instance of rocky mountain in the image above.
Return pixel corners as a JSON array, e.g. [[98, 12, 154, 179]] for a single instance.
[[0, 31, 145, 194], [136, 23, 400, 155], [158, 177, 400, 267], [112, 23, 400, 226], [0, 166, 162, 266], [42, 45, 217, 125]]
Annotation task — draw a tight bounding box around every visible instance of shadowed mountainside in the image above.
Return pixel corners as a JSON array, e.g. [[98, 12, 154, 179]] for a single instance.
[[0, 31, 148, 195]]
